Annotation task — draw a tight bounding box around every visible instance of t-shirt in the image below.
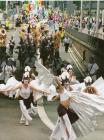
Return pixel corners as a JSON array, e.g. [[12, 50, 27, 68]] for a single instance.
[[64, 37, 70, 44], [88, 63, 99, 75]]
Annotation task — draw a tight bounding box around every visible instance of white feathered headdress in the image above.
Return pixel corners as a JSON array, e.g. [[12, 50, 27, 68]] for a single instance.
[[66, 64, 73, 70], [84, 76, 92, 83], [23, 72, 30, 78], [59, 71, 69, 81], [25, 66, 31, 72]]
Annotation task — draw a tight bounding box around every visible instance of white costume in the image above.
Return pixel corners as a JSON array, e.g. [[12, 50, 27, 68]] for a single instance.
[[2, 65, 16, 83], [33, 63, 104, 139], [50, 84, 104, 140], [0, 76, 20, 96], [50, 89, 77, 140]]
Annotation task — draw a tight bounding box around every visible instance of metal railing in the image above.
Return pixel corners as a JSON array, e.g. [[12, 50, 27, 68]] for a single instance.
[[71, 26, 104, 40], [66, 27, 104, 54], [66, 27, 104, 78]]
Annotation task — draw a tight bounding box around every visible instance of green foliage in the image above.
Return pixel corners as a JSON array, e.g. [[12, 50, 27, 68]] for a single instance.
[[73, 1, 81, 10], [0, 1, 5, 10]]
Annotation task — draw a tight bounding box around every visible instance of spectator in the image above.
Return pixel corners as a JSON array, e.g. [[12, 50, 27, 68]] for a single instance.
[[86, 57, 99, 82], [63, 35, 70, 53]]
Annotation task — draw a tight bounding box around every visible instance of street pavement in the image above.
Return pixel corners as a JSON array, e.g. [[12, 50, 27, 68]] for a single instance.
[[1, 95, 104, 140], [0, 96, 51, 140], [6, 28, 20, 45]]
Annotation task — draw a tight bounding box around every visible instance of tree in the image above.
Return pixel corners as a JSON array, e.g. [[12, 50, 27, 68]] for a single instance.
[[73, 1, 81, 10], [0, 1, 5, 10]]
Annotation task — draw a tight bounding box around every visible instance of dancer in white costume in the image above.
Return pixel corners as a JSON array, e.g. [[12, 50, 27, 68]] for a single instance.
[[50, 76, 104, 140], [0, 75, 49, 126], [66, 64, 79, 85], [0, 72, 20, 97], [24, 66, 38, 116], [50, 77, 79, 140], [59, 71, 73, 91], [30, 62, 104, 139], [81, 76, 99, 95], [71, 76, 104, 93], [2, 61, 16, 83]]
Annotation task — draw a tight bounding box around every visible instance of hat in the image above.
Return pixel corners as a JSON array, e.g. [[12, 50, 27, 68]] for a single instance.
[[25, 66, 31, 72], [59, 72, 70, 86], [84, 76, 92, 83], [60, 71, 69, 81], [66, 64, 73, 70], [23, 72, 30, 78]]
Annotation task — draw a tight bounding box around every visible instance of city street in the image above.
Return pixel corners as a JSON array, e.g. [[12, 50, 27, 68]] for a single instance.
[[0, 95, 104, 140], [0, 27, 104, 139], [0, 1, 104, 140]]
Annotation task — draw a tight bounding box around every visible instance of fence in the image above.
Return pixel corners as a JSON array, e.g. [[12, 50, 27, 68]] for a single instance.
[[70, 26, 104, 40], [66, 27, 104, 54]]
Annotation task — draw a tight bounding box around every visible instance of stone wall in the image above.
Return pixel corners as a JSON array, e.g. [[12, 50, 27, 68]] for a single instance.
[[66, 28, 104, 77]]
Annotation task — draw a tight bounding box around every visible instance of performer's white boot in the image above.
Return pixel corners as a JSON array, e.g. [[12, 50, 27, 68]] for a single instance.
[[25, 119, 29, 126], [20, 114, 25, 124], [50, 114, 77, 140]]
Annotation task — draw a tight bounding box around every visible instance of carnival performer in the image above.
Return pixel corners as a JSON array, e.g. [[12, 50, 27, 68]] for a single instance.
[[2, 58, 16, 83], [86, 56, 99, 82], [50, 75, 104, 140], [5, 72, 20, 98], [60, 74, 73, 92], [54, 29, 61, 54], [24, 66, 39, 116], [66, 64, 79, 85], [0, 74, 49, 126], [50, 77, 79, 140], [82, 76, 99, 95]]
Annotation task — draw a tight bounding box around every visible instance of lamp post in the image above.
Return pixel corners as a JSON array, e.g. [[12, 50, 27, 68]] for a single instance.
[[102, 10, 104, 31], [62, 1, 64, 13], [6, 0, 8, 14], [88, 0, 91, 16], [102, 9, 104, 39], [80, 0, 83, 32], [96, 0, 100, 37]]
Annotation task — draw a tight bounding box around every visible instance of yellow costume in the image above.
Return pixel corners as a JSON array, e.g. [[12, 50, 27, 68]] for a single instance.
[[54, 31, 61, 49], [0, 28, 6, 47]]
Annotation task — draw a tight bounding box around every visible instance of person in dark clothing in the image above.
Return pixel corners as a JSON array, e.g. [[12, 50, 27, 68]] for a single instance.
[[52, 54, 63, 75], [63, 36, 70, 53], [9, 36, 15, 55], [40, 37, 48, 66], [27, 24, 31, 34]]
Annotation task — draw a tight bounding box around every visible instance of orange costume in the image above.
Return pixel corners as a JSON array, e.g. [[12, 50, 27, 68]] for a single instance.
[[32, 27, 41, 47], [54, 31, 61, 49]]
